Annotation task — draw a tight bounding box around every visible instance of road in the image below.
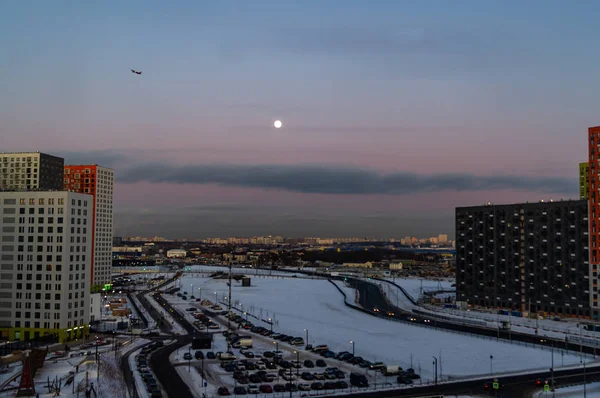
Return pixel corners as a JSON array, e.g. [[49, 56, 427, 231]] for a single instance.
[[121, 272, 197, 398], [120, 341, 153, 398]]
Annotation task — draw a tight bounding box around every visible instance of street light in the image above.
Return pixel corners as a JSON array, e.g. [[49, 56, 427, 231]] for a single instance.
[[273, 341, 279, 353], [349, 340, 355, 357], [268, 318, 273, 332], [188, 346, 191, 373], [304, 328, 309, 345], [294, 350, 300, 377], [432, 356, 438, 385], [198, 288, 202, 301], [490, 354, 493, 375]]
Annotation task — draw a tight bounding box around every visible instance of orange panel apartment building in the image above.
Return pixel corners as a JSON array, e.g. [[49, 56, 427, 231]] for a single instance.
[[64, 165, 114, 287], [588, 126, 600, 318]]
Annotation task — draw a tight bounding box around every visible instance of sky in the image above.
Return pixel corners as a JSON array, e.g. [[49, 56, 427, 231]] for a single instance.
[[1, 0, 599, 239]]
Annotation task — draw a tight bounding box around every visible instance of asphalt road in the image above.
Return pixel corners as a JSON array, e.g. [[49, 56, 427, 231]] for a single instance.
[[121, 340, 153, 398]]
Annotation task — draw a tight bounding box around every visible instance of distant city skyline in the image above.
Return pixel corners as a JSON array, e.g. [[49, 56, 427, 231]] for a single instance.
[[2, 1, 598, 238]]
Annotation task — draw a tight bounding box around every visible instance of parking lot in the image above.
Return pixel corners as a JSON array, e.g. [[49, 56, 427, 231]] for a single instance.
[[170, 304, 422, 396]]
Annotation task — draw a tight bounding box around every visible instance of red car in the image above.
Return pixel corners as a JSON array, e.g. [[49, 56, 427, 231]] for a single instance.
[[259, 385, 273, 393], [217, 387, 230, 396]]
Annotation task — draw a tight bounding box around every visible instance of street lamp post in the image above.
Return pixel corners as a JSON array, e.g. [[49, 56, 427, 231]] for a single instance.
[[188, 347, 191, 373], [198, 288, 202, 302], [551, 343, 555, 393], [268, 318, 273, 332], [350, 340, 355, 357], [432, 356, 438, 385], [294, 350, 300, 377], [304, 328, 308, 346], [273, 341, 279, 353], [191, 284, 194, 298], [490, 354, 493, 375]]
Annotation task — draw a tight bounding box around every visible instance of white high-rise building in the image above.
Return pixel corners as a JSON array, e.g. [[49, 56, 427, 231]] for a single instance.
[[64, 165, 114, 287], [0, 191, 92, 343]]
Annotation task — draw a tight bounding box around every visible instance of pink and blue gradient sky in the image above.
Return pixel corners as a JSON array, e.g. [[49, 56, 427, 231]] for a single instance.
[[1, 0, 598, 238]]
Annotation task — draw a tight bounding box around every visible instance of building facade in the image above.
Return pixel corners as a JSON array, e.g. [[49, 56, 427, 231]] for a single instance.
[[0, 191, 92, 342], [580, 162, 590, 200], [0, 152, 64, 191], [64, 165, 114, 287], [455, 200, 591, 319]]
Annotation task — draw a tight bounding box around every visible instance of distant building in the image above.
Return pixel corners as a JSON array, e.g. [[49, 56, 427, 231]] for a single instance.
[[389, 262, 403, 270], [112, 246, 143, 256], [437, 234, 448, 244], [0, 152, 64, 191], [64, 165, 114, 287], [342, 262, 373, 268], [455, 200, 591, 319], [580, 162, 589, 199], [166, 249, 187, 258]]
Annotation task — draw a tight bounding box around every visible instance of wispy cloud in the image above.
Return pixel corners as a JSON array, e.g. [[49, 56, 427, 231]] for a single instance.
[[56, 150, 129, 168], [117, 162, 577, 195]]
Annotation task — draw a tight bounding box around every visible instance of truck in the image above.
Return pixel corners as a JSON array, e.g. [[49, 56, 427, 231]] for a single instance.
[[382, 365, 402, 376]]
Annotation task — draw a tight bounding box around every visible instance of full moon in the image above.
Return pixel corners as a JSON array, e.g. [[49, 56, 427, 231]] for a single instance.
[[274, 120, 283, 129]]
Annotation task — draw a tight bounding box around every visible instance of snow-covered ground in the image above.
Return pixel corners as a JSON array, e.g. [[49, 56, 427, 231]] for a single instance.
[[161, 274, 593, 382], [374, 277, 600, 347], [544, 382, 600, 397], [383, 276, 455, 302], [0, 337, 148, 398]]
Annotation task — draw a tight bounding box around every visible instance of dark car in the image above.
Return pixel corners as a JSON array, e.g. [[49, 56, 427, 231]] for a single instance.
[[316, 359, 327, 367], [273, 384, 286, 393], [218, 386, 231, 396], [336, 381, 348, 389], [207, 352, 216, 359], [323, 381, 337, 389], [303, 360, 314, 368], [350, 372, 369, 387], [310, 382, 324, 390], [233, 386, 247, 395], [263, 351, 275, 358], [195, 351, 204, 360], [339, 353, 353, 361], [284, 383, 298, 391], [301, 372, 314, 381], [259, 385, 273, 393]]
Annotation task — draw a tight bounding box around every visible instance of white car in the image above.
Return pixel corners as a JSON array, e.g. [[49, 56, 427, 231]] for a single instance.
[[219, 352, 237, 360], [247, 385, 259, 394], [298, 383, 311, 391]]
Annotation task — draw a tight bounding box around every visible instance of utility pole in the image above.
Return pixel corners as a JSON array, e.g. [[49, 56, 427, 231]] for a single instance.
[[227, 250, 233, 353]]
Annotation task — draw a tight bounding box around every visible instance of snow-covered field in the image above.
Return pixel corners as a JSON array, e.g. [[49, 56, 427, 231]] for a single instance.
[[162, 274, 592, 381]]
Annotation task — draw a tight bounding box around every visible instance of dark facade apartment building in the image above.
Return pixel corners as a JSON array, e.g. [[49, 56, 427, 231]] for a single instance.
[[455, 200, 592, 319], [0, 152, 64, 191]]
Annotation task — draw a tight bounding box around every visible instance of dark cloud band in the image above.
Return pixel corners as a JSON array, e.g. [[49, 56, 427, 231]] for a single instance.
[[116, 162, 576, 195]]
